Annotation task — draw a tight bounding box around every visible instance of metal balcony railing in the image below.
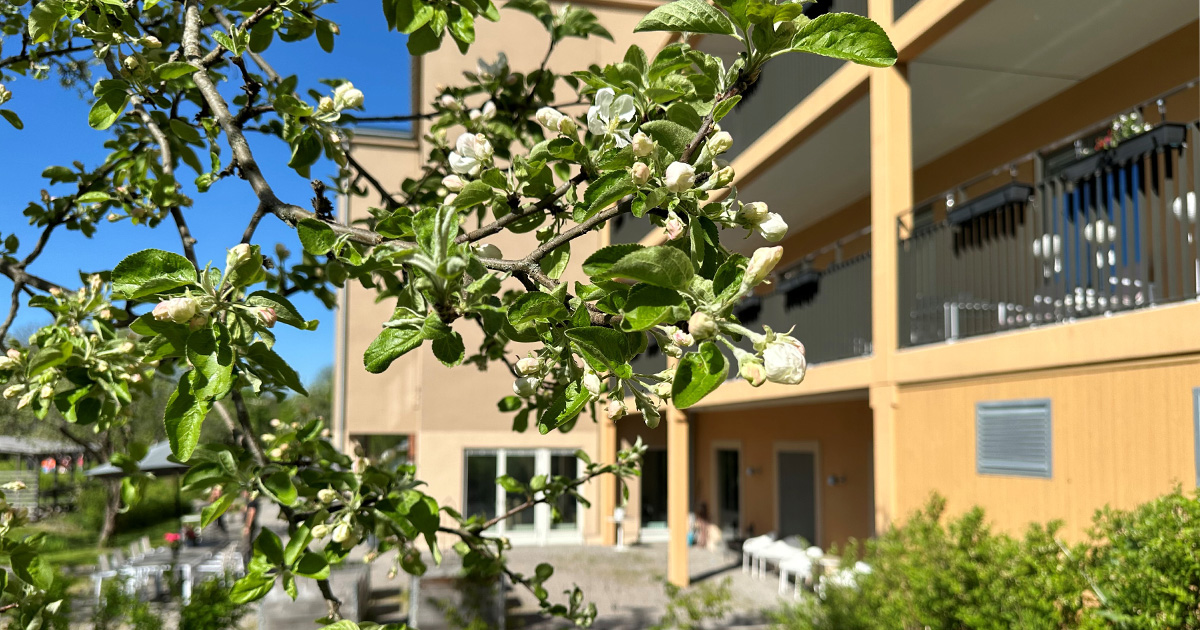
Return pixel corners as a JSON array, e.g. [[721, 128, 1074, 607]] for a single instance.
[[899, 92, 1200, 347], [733, 228, 873, 367]]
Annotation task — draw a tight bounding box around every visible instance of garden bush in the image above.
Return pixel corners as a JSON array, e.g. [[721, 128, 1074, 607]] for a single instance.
[[178, 576, 251, 630], [80, 477, 183, 534], [772, 489, 1200, 630]]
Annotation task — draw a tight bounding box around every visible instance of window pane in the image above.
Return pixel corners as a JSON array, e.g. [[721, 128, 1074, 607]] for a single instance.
[[640, 449, 668, 526], [549, 454, 578, 530], [464, 454, 497, 521], [505, 454, 536, 530]]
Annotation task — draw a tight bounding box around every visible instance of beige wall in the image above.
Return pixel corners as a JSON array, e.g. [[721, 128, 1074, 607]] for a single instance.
[[894, 356, 1200, 539], [691, 399, 875, 550]]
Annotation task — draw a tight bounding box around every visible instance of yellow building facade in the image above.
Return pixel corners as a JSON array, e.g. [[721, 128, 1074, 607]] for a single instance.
[[336, 0, 1200, 586]]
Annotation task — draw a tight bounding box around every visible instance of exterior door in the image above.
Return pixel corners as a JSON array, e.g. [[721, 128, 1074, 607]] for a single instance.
[[777, 448, 818, 545], [715, 448, 740, 535], [463, 448, 581, 545]]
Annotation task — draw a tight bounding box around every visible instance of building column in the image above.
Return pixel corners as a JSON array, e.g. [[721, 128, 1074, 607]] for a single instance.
[[868, 0, 913, 536], [599, 419, 618, 546], [666, 404, 690, 586]]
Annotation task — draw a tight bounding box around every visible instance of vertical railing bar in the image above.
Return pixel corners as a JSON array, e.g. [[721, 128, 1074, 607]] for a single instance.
[[1135, 157, 1149, 306], [1192, 124, 1200, 298], [1150, 149, 1164, 305]]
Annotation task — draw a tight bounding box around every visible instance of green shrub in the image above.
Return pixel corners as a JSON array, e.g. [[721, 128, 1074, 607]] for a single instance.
[[93, 580, 159, 630], [652, 577, 733, 630], [771, 490, 1200, 630], [79, 477, 183, 534], [178, 576, 251, 630]]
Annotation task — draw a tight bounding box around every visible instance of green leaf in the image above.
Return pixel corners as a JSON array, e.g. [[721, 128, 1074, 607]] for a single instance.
[[27, 342, 71, 378], [247, 291, 318, 330], [790, 13, 897, 68], [508, 292, 568, 326], [607, 246, 694, 289], [639, 120, 694, 161], [389, 0, 436, 33], [27, 0, 64, 44], [155, 61, 199, 81], [582, 244, 643, 277], [201, 492, 237, 528], [288, 132, 322, 171], [620, 285, 686, 331], [671, 341, 727, 408], [542, 384, 590, 433], [712, 95, 741, 122], [432, 332, 465, 367], [88, 82, 130, 131], [294, 552, 331, 579], [186, 327, 235, 401], [363, 328, 423, 373], [565, 327, 629, 372], [634, 0, 734, 35], [11, 546, 53, 590], [498, 396, 523, 412], [230, 572, 275, 605], [453, 180, 495, 209], [262, 471, 298, 507], [164, 375, 209, 462], [538, 243, 571, 280], [407, 23, 443, 55], [297, 218, 337, 255], [111, 248, 197, 300], [245, 342, 308, 396], [0, 110, 23, 130], [255, 529, 286, 566], [169, 118, 202, 144], [77, 191, 110, 204], [581, 171, 636, 219]]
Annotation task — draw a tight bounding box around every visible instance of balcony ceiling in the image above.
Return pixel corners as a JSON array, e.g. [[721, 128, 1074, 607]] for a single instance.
[[726, 97, 870, 254], [911, 0, 1196, 167]]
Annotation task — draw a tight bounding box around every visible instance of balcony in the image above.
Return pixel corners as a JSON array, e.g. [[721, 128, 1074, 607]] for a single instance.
[[899, 101, 1199, 347]]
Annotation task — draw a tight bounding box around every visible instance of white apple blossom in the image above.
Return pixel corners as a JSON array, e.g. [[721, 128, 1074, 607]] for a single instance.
[[449, 133, 494, 176], [606, 399, 627, 420], [664, 161, 695, 193], [762, 336, 806, 385], [480, 100, 496, 120], [516, 357, 542, 375], [587, 88, 636, 147], [476, 53, 508, 80], [513, 376, 539, 397], [688, 312, 717, 340], [536, 107, 565, 130], [439, 94, 461, 111], [442, 174, 465, 192], [631, 132, 654, 157], [706, 130, 732, 155]]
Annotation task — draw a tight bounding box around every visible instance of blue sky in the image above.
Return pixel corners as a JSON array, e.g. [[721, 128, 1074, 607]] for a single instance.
[[0, 4, 413, 385]]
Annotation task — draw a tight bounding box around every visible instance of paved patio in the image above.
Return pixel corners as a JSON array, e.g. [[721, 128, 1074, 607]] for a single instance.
[[362, 543, 789, 629]]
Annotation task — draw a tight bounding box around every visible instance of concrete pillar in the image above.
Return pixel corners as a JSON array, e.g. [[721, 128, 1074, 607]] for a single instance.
[[599, 419, 618, 546], [666, 404, 690, 586], [868, 0, 913, 535]]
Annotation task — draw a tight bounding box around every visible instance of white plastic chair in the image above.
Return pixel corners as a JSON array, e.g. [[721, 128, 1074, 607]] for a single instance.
[[778, 555, 814, 596], [91, 554, 120, 602], [754, 537, 805, 579], [740, 533, 776, 574]]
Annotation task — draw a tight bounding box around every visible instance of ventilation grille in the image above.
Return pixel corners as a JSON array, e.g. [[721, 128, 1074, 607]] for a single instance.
[[976, 399, 1052, 478]]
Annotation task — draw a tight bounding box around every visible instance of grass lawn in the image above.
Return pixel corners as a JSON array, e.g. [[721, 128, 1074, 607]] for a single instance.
[[16, 511, 184, 569]]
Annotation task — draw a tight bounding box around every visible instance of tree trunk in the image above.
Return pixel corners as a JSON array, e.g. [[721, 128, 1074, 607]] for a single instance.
[[98, 478, 120, 546]]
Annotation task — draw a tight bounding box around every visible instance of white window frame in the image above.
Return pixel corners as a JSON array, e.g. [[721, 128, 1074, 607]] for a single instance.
[[462, 447, 583, 546]]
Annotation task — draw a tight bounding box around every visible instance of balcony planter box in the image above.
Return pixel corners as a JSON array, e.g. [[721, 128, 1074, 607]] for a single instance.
[[779, 269, 820, 308], [1111, 122, 1186, 165], [947, 182, 1034, 225], [1048, 151, 1106, 182]]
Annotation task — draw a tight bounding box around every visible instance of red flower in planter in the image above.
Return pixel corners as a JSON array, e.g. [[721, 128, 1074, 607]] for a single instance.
[[163, 532, 182, 544]]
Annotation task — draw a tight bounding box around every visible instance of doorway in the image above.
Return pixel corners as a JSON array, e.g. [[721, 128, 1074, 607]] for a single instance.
[[713, 444, 741, 537], [776, 443, 819, 546]]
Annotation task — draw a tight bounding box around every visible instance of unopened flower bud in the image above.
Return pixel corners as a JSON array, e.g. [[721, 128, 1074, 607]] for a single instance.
[[123, 55, 140, 71], [558, 117, 578, 136], [39, 385, 54, 399], [141, 36, 162, 49], [226, 245, 252, 273], [49, 287, 63, 297], [0, 357, 14, 371], [583, 370, 602, 397], [763, 336, 806, 385], [479, 100, 496, 120], [606, 399, 627, 420], [442, 174, 465, 192], [516, 357, 542, 375], [107, 213, 120, 222], [653, 381, 672, 398], [440, 94, 461, 111], [318, 488, 338, 504], [757, 213, 789, 242], [664, 213, 685, 241], [255, 306, 277, 328], [664, 162, 695, 193], [331, 523, 351, 543], [688, 312, 717, 340], [312, 523, 331, 538], [513, 376, 539, 397], [2, 385, 20, 400], [318, 96, 336, 113], [631, 132, 654, 157], [706, 131, 733, 156], [352, 457, 369, 474], [739, 202, 769, 225], [6, 349, 19, 361], [153, 297, 199, 324], [536, 107, 565, 131], [671, 329, 694, 348], [341, 88, 364, 109], [740, 360, 767, 387], [631, 162, 651, 186], [744, 246, 783, 288], [663, 343, 682, 358], [269, 448, 283, 459], [188, 313, 208, 331]]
